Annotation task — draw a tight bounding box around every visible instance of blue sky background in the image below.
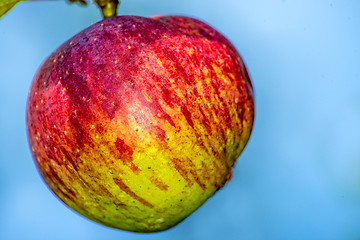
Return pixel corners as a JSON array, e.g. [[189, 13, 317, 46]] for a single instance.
[[0, 0, 360, 239]]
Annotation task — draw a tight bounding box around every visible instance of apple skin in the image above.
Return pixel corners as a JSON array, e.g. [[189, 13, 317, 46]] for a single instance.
[[26, 15, 254, 232]]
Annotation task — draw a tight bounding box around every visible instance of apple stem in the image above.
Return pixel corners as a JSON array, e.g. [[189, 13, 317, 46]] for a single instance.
[[94, 0, 119, 19], [67, 0, 119, 19]]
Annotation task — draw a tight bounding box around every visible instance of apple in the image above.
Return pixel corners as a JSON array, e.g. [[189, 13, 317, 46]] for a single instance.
[[26, 15, 254, 232]]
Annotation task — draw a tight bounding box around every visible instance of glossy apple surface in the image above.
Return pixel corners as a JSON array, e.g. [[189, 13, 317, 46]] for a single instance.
[[26, 15, 254, 232]]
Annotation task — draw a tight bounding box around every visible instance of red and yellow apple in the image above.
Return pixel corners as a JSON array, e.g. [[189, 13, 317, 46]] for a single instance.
[[26, 15, 254, 232]]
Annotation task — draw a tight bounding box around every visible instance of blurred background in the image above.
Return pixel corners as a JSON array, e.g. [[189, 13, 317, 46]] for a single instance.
[[1, 0, 360, 239]]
